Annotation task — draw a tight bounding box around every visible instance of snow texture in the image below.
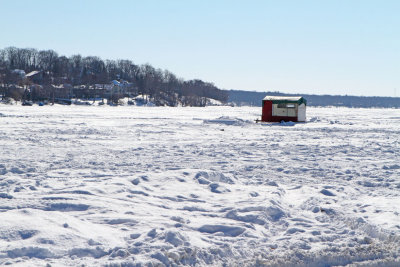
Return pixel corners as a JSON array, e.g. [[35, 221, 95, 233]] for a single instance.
[[0, 105, 399, 266]]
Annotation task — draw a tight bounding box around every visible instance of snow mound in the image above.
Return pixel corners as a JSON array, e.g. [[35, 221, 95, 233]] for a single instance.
[[280, 120, 295, 126], [194, 171, 235, 184], [203, 116, 251, 126]]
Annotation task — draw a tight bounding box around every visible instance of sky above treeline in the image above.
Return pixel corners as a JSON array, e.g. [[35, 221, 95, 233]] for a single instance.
[[1, 0, 399, 97]]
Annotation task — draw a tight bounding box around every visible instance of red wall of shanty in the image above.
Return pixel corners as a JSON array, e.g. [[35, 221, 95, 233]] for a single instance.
[[261, 100, 299, 122], [261, 100, 273, 121]]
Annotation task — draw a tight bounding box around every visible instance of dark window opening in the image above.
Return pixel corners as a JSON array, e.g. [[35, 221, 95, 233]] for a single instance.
[[277, 103, 286, 108]]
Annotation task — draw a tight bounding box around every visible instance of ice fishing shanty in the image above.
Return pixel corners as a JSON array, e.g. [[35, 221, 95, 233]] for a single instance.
[[261, 96, 307, 122]]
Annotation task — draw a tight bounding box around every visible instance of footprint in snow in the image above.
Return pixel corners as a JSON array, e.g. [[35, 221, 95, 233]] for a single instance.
[[131, 178, 140, 185], [209, 183, 230, 193], [320, 189, 336, 196], [286, 228, 306, 234], [147, 229, 157, 238], [198, 225, 245, 237]]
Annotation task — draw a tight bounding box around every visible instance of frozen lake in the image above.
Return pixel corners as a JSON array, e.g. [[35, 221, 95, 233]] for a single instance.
[[0, 105, 399, 266]]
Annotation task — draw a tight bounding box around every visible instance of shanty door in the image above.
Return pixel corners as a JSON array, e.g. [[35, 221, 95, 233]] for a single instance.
[[298, 104, 306, 121], [287, 104, 296, 117]]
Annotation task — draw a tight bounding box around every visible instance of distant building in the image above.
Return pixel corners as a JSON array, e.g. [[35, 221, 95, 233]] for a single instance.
[[52, 84, 73, 99], [29, 84, 46, 100], [261, 96, 307, 122], [12, 69, 26, 78], [109, 80, 134, 96], [70, 80, 134, 100], [26, 70, 43, 84], [72, 85, 106, 99]]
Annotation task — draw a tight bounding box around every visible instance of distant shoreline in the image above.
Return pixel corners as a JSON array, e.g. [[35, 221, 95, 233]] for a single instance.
[[228, 90, 400, 108]]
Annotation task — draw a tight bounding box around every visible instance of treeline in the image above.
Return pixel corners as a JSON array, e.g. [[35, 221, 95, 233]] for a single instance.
[[0, 47, 228, 106], [228, 90, 400, 108]]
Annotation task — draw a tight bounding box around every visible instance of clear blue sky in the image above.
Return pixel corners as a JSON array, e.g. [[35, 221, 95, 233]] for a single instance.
[[1, 0, 399, 97]]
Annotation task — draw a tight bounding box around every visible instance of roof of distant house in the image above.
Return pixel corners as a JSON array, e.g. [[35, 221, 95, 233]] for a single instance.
[[26, 70, 41, 77]]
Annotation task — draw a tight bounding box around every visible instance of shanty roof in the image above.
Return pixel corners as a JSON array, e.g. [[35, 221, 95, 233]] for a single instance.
[[263, 96, 307, 105]]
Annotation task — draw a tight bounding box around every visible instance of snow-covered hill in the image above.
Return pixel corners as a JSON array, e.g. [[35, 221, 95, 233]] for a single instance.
[[0, 106, 399, 266]]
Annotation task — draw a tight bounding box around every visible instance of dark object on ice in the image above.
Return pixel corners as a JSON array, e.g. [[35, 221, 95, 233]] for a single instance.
[[22, 101, 33, 106], [54, 98, 72, 105]]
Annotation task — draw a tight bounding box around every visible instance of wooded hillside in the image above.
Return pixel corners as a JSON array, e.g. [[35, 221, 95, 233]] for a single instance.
[[0, 47, 228, 106]]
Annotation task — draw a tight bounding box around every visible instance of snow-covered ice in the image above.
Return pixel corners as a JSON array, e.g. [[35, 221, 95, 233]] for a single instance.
[[0, 105, 399, 266]]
